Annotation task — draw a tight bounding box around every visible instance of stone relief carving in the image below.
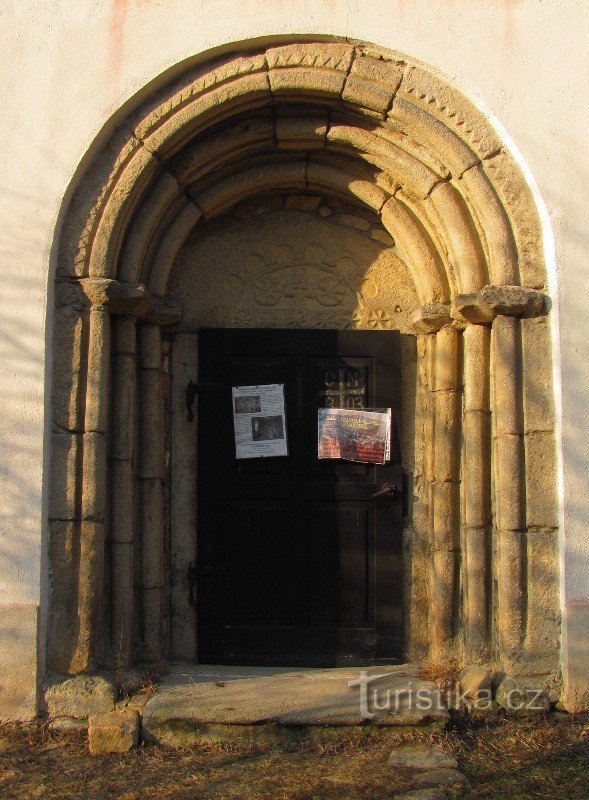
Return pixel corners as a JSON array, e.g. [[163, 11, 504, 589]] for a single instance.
[[168, 209, 418, 331]]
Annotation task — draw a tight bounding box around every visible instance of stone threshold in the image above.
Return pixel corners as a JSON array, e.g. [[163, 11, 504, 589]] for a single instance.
[[142, 663, 449, 746]]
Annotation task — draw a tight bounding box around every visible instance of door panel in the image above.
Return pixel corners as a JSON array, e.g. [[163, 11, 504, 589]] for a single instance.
[[197, 329, 402, 666]]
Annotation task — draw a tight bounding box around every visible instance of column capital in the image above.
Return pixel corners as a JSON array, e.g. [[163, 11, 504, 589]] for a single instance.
[[79, 278, 153, 316], [451, 285, 549, 326], [409, 303, 451, 334]]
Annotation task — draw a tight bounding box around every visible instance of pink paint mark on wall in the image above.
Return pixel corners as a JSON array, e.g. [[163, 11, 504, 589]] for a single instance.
[[109, 0, 129, 86]]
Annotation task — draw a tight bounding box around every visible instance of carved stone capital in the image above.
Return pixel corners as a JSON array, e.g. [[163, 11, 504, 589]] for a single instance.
[[79, 278, 153, 316], [452, 285, 549, 325], [480, 285, 548, 318], [409, 303, 451, 334], [451, 293, 495, 326], [143, 301, 182, 326]]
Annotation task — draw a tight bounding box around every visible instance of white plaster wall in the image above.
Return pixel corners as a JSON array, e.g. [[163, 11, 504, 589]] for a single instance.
[[0, 0, 587, 706]]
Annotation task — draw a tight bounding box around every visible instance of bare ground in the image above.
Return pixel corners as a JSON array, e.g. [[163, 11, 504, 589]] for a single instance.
[[0, 713, 587, 800]]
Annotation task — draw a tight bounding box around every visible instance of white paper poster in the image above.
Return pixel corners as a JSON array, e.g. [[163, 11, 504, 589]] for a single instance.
[[232, 384, 288, 459]]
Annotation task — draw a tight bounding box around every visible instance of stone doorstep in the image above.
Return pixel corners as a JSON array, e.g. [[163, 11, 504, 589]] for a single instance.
[[142, 663, 448, 746]]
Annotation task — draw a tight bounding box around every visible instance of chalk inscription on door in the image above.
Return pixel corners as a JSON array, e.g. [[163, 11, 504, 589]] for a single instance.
[[319, 365, 367, 409]]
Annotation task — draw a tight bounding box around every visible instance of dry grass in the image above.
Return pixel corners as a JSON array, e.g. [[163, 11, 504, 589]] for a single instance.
[[0, 713, 587, 800], [419, 659, 462, 690]]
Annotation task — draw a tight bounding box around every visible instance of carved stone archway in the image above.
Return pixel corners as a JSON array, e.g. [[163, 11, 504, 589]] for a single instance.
[[48, 40, 559, 682]]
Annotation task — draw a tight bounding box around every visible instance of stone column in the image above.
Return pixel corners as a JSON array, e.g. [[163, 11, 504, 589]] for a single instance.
[[492, 315, 526, 655], [462, 324, 492, 660], [110, 316, 137, 670], [139, 323, 165, 663], [75, 298, 110, 672], [410, 304, 460, 660], [431, 325, 461, 659]]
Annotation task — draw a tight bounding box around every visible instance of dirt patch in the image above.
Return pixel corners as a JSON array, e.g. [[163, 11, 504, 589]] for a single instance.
[[0, 715, 587, 800]]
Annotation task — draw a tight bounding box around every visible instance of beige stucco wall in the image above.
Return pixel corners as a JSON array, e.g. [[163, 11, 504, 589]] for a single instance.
[[0, 0, 587, 716]]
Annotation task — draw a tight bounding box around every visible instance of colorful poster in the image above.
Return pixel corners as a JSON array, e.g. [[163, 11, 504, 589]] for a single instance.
[[318, 408, 392, 464], [232, 384, 288, 459]]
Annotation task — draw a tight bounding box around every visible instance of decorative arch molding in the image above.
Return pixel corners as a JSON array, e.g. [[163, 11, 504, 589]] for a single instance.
[[49, 40, 559, 680]]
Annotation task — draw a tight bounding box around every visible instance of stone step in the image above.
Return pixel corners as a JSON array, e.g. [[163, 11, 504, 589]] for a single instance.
[[142, 663, 449, 746]]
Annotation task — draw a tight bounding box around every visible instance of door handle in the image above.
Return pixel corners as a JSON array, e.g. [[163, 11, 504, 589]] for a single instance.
[[372, 483, 401, 499]]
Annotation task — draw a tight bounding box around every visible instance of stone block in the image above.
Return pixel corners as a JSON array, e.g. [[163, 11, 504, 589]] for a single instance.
[[433, 391, 459, 482], [463, 324, 490, 412], [140, 324, 161, 370], [142, 587, 163, 663], [47, 521, 78, 673], [388, 745, 458, 770], [113, 316, 136, 355], [430, 181, 486, 294], [140, 370, 164, 479], [334, 213, 371, 230], [48, 717, 88, 733], [432, 483, 459, 549], [521, 316, 555, 433], [234, 195, 282, 220], [492, 315, 523, 436], [44, 674, 117, 719], [430, 550, 456, 655], [73, 521, 106, 673], [525, 431, 558, 529], [452, 292, 494, 324], [342, 54, 403, 114], [494, 434, 524, 531], [275, 116, 327, 148], [495, 676, 551, 713], [194, 161, 307, 218], [88, 709, 140, 755], [482, 151, 546, 290], [381, 196, 447, 304], [463, 411, 491, 528], [459, 665, 493, 700], [496, 529, 525, 651], [49, 432, 80, 520], [409, 304, 451, 335], [371, 229, 395, 246], [111, 353, 135, 461], [562, 602, 589, 712], [526, 528, 560, 657], [434, 326, 459, 391], [481, 284, 547, 318], [390, 96, 479, 179], [459, 164, 518, 286], [463, 528, 490, 658], [141, 478, 164, 588], [284, 195, 322, 210], [52, 305, 85, 431], [0, 604, 38, 721], [81, 432, 107, 521], [111, 541, 134, 669], [399, 64, 502, 161], [138, 73, 271, 157], [111, 460, 134, 543], [307, 161, 388, 210], [270, 66, 346, 98], [84, 307, 110, 433]]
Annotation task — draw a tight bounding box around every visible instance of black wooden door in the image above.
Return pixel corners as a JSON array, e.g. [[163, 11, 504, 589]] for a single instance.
[[196, 329, 403, 666]]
